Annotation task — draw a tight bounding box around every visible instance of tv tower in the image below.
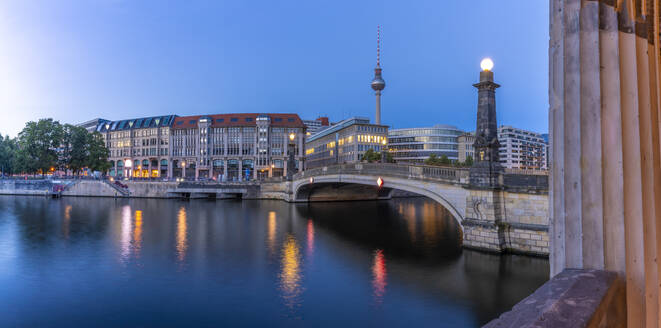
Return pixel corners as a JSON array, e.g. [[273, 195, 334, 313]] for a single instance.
[[370, 26, 385, 125]]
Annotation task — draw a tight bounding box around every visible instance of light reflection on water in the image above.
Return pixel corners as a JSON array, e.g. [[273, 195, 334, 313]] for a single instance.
[[372, 249, 387, 306], [176, 206, 187, 262], [0, 196, 549, 327], [279, 234, 303, 310]]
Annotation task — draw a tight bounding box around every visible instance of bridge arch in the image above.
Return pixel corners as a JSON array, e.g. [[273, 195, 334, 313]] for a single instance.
[[292, 174, 467, 229]]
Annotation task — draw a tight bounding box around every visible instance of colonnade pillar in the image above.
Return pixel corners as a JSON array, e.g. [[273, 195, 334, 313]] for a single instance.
[[550, 0, 661, 325]]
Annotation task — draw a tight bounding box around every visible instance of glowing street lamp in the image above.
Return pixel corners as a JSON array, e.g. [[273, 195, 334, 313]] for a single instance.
[[289, 133, 296, 141], [309, 177, 314, 184], [480, 58, 494, 71], [377, 177, 384, 188]]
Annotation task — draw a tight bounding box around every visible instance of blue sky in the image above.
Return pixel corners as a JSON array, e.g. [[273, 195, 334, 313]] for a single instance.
[[0, 1, 548, 137]]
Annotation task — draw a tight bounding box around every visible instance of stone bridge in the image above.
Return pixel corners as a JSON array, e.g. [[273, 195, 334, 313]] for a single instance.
[[291, 163, 550, 256]]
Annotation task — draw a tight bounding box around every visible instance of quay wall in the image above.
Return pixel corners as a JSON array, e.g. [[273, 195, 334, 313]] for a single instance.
[[0, 180, 53, 196]]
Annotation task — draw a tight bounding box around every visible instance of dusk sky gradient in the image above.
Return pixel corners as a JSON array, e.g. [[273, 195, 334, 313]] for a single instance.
[[0, 1, 549, 137]]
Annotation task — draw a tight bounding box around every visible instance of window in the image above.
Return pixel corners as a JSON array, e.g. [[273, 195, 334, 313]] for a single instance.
[[288, 118, 294, 122], [189, 120, 196, 124], [231, 118, 238, 122], [275, 118, 282, 122], [177, 121, 183, 125], [217, 118, 224, 123], [245, 118, 253, 122]]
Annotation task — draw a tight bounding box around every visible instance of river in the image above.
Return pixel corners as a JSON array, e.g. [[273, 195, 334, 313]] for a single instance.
[[0, 195, 548, 327]]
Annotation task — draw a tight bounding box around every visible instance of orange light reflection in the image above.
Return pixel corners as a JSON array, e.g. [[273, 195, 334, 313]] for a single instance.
[[279, 234, 302, 309], [176, 207, 188, 262], [372, 249, 387, 305]]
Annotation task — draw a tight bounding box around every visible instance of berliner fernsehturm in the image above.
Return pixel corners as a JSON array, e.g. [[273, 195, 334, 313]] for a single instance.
[[370, 26, 385, 125]]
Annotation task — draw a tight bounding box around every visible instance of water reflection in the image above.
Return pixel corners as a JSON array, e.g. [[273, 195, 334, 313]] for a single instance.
[[372, 249, 387, 305], [133, 210, 143, 257], [306, 219, 314, 258], [279, 234, 302, 310], [120, 205, 132, 261], [176, 207, 187, 262], [63, 205, 72, 239], [267, 211, 277, 256], [0, 196, 549, 327]]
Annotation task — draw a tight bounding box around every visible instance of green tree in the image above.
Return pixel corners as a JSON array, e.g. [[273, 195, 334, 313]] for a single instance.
[[15, 118, 63, 176], [424, 154, 439, 166], [439, 155, 450, 165], [60, 124, 91, 175], [362, 148, 380, 162], [0, 135, 17, 175], [87, 132, 111, 174], [464, 155, 474, 166]]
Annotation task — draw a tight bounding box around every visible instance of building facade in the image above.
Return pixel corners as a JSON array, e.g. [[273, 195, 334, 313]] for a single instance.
[[170, 113, 305, 181], [96, 115, 176, 178], [457, 132, 475, 163], [387, 125, 464, 163], [302, 117, 330, 135], [95, 113, 305, 180], [305, 117, 388, 169], [497, 125, 548, 170]]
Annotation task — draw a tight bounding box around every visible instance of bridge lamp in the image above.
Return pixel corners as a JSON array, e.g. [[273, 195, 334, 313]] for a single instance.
[[377, 177, 384, 188], [309, 177, 314, 184], [480, 58, 494, 71], [181, 162, 186, 168]]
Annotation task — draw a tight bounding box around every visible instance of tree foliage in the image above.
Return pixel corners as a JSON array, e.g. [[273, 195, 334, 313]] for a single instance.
[[6, 118, 110, 176], [464, 155, 474, 166], [87, 132, 111, 173], [16, 118, 63, 176], [424, 154, 452, 166], [0, 135, 17, 175]]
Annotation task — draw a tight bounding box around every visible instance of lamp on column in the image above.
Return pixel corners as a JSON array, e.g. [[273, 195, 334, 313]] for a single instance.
[[287, 133, 296, 180]]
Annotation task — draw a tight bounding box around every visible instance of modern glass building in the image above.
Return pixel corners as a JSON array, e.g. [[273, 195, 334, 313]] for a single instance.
[[387, 125, 464, 163], [304, 117, 388, 168]]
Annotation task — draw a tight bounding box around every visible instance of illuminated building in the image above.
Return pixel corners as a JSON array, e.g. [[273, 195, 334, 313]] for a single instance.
[[171, 113, 305, 181], [96, 115, 176, 178], [387, 125, 464, 163], [304, 117, 388, 169]]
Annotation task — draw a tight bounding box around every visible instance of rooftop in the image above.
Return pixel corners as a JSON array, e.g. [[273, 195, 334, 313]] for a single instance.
[[307, 117, 387, 142], [172, 113, 305, 129]]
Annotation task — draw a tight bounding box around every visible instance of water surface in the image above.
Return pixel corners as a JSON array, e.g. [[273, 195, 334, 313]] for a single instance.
[[0, 196, 548, 327]]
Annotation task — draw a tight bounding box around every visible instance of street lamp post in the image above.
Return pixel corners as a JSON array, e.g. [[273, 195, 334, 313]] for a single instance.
[[181, 161, 186, 181], [287, 133, 296, 180]]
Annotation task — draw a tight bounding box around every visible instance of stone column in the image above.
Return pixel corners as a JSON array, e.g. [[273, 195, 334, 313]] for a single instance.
[[469, 65, 503, 188], [550, 0, 661, 325], [238, 160, 243, 181]]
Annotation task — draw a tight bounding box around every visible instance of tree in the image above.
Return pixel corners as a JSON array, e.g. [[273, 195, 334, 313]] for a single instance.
[[87, 132, 111, 174], [60, 124, 91, 175], [439, 155, 450, 165], [0, 135, 17, 176], [424, 154, 439, 166], [464, 155, 474, 166], [362, 148, 380, 162], [15, 119, 63, 176]]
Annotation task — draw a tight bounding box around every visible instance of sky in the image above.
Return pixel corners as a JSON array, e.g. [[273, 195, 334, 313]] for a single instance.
[[0, 1, 549, 137]]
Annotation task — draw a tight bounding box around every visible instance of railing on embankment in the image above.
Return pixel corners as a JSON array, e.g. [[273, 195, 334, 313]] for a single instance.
[[293, 163, 469, 185]]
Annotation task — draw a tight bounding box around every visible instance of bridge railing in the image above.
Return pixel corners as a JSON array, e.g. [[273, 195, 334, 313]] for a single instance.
[[294, 163, 469, 184]]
